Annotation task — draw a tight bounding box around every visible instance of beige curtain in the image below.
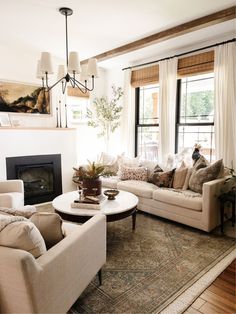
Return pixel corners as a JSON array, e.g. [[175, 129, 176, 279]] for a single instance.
[[214, 42, 236, 168], [158, 58, 178, 164], [121, 69, 135, 157]]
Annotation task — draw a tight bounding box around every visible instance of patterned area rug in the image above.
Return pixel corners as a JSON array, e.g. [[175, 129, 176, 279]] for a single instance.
[[36, 204, 235, 314]]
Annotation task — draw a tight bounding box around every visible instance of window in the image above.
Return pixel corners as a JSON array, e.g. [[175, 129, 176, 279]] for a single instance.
[[67, 96, 90, 124], [135, 84, 159, 160], [176, 73, 215, 162]]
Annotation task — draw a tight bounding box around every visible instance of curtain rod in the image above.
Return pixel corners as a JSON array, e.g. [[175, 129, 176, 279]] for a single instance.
[[122, 37, 236, 71]]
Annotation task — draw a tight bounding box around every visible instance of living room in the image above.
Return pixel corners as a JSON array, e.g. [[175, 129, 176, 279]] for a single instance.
[[0, 1, 235, 313]]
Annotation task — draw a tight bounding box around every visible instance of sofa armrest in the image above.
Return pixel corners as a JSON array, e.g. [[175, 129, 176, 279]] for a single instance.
[[0, 180, 24, 194], [202, 177, 226, 232]]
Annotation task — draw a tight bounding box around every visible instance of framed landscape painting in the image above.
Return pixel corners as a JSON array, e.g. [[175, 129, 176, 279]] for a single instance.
[[0, 81, 50, 114]]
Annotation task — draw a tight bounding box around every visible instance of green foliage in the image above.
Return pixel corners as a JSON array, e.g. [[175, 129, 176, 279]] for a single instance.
[[73, 161, 105, 181], [182, 90, 214, 120], [87, 85, 124, 138]]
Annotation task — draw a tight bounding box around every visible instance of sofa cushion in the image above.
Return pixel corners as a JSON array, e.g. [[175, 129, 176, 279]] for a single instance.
[[153, 188, 202, 211], [30, 212, 64, 249], [120, 166, 148, 181], [189, 159, 224, 194], [0, 218, 46, 258], [117, 180, 158, 198]]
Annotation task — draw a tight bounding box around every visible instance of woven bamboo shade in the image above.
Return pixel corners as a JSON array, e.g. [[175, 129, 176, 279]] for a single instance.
[[67, 86, 90, 98], [178, 51, 214, 77], [131, 50, 214, 87], [131, 65, 159, 87]]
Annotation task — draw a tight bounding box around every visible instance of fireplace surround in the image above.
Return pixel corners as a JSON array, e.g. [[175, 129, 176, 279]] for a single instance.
[[6, 154, 62, 205]]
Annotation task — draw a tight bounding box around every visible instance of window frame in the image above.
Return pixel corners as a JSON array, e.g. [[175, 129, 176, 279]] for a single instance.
[[175, 73, 215, 160], [135, 86, 159, 157]]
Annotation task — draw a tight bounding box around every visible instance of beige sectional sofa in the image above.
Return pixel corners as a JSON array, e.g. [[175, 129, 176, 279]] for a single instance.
[[101, 175, 225, 232]]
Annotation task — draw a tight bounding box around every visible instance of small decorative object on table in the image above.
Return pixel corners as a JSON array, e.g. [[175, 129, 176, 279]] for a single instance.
[[104, 189, 119, 200]]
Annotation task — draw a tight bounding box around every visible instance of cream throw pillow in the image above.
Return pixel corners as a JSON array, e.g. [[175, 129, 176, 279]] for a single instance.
[[30, 212, 64, 249], [172, 162, 188, 189], [0, 220, 46, 258]]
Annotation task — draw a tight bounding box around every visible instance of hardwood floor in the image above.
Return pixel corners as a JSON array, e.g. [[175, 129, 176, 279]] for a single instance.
[[185, 259, 236, 314]]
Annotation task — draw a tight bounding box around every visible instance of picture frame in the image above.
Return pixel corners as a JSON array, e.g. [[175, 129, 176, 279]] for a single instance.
[[0, 81, 51, 114], [0, 113, 11, 127]]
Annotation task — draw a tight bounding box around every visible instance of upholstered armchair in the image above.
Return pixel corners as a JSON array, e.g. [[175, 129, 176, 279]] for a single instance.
[[0, 214, 106, 314], [0, 179, 24, 208]]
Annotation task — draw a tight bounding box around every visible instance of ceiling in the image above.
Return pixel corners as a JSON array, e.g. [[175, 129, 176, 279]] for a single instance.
[[1, 0, 235, 70]]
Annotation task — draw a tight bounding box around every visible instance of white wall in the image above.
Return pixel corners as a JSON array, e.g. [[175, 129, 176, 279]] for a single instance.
[[0, 129, 77, 192]]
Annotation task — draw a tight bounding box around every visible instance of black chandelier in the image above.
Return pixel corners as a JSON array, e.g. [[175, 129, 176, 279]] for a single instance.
[[36, 7, 98, 94]]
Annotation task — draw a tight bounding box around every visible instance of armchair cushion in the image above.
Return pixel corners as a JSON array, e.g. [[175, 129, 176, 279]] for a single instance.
[[30, 212, 64, 249], [0, 218, 46, 258]]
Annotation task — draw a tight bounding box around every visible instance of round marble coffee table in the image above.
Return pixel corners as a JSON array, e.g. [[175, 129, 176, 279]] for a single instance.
[[52, 189, 138, 230]]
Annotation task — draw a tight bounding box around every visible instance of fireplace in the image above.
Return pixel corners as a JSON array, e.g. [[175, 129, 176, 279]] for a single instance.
[[6, 154, 62, 205]]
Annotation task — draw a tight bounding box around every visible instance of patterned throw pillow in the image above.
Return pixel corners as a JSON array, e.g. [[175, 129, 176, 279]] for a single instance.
[[189, 159, 224, 194], [148, 163, 163, 183], [120, 166, 148, 181], [152, 169, 175, 188]]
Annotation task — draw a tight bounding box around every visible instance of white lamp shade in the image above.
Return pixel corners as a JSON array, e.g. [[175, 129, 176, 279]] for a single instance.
[[40, 52, 54, 74], [87, 58, 98, 77], [36, 60, 44, 79], [68, 51, 81, 74], [57, 65, 66, 80], [80, 65, 88, 81]]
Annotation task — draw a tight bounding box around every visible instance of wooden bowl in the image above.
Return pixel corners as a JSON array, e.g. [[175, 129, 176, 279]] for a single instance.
[[104, 189, 119, 200]]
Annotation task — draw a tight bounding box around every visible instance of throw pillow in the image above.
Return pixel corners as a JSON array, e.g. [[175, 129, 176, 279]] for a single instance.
[[194, 155, 209, 169], [30, 212, 64, 249], [152, 169, 175, 188], [172, 161, 188, 189], [189, 159, 224, 194], [118, 156, 141, 168], [120, 166, 148, 181], [0, 219, 46, 258], [102, 161, 119, 177], [182, 167, 193, 190]]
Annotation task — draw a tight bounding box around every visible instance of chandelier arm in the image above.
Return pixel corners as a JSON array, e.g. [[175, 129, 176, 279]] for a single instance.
[[47, 76, 66, 91], [73, 76, 95, 92], [62, 80, 68, 94], [45, 72, 50, 89], [69, 77, 87, 94], [70, 72, 76, 88]]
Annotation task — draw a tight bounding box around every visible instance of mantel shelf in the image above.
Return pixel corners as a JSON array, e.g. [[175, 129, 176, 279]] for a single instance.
[[0, 127, 76, 131]]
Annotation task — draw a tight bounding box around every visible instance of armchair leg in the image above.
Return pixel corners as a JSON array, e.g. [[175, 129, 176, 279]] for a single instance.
[[98, 269, 102, 286]]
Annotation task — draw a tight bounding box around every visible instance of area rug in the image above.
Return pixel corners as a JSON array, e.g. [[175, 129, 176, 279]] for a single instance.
[[36, 204, 235, 314]]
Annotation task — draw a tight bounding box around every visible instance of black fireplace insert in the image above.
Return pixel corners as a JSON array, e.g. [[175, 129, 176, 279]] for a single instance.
[[6, 154, 62, 205]]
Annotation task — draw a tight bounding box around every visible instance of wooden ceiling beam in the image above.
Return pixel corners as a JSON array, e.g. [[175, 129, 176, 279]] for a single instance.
[[81, 6, 236, 64]]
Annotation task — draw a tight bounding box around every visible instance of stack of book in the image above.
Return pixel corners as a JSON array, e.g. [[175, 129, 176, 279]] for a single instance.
[[71, 195, 105, 210]]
